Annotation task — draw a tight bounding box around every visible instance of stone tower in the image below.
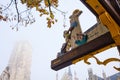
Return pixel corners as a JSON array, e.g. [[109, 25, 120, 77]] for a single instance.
[[61, 66, 73, 80], [102, 70, 107, 80], [88, 68, 94, 80], [68, 67, 72, 80], [74, 71, 79, 80], [0, 41, 32, 80]]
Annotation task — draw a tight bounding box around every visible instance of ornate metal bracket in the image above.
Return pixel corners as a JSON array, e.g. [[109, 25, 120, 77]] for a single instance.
[[84, 55, 120, 71]]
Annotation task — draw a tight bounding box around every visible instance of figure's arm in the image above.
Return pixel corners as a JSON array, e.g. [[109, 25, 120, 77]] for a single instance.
[[68, 26, 74, 32]]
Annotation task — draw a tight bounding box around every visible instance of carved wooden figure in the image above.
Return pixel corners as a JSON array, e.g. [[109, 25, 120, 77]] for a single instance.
[[69, 9, 83, 49]]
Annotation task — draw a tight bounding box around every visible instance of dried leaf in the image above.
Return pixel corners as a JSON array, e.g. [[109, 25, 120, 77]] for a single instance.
[[40, 14, 43, 16], [21, 0, 26, 4], [3, 18, 7, 21], [47, 20, 51, 28], [46, 17, 50, 20], [52, 21, 54, 24], [0, 15, 3, 19], [44, 0, 49, 7], [47, 24, 51, 28]]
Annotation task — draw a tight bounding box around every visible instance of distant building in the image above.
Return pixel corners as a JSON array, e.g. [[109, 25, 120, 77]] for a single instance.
[[74, 71, 79, 80], [59, 67, 120, 80], [0, 66, 10, 80], [102, 70, 107, 80], [0, 41, 32, 80], [117, 76, 120, 80], [108, 72, 120, 80], [61, 67, 73, 80], [87, 68, 120, 80], [88, 68, 94, 80], [60, 66, 79, 80]]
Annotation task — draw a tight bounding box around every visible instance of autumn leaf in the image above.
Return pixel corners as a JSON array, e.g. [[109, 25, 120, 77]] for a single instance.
[[0, 0, 59, 29], [40, 14, 43, 16], [0, 15, 3, 19], [50, 12, 54, 19], [3, 18, 7, 21], [44, 0, 49, 7], [21, 0, 26, 4], [47, 20, 51, 28]]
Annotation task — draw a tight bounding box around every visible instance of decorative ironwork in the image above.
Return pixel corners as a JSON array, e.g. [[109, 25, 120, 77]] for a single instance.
[[84, 55, 120, 71]]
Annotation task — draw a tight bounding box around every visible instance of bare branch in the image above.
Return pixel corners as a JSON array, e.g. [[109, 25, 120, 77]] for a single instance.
[[47, 0, 52, 13], [2, 0, 13, 11], [20, 8, 31, 14], [14, 0, 20, 22]]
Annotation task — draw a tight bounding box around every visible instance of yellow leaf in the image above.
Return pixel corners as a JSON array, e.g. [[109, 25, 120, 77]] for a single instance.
[[44, 0, 49, 7], [46, 17, 50, 20], [21, 0, 26, 4], [40, 14, 43, 16], [50, 12, 54, 19], [52, 21, 54, 24], [47, 24, 51, 28]]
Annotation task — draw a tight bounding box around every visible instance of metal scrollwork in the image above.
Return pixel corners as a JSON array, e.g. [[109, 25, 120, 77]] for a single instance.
[[84, 55, 120, 71]]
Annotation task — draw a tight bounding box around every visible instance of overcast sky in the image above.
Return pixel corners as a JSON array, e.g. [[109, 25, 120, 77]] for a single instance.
[[0, 0, 120, 80]]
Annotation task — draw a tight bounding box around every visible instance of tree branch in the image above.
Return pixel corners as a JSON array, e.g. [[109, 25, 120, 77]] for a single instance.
[[2, 0, 13, 11], [47, 0, 52, 13], [14, 0, 20, 22], [20, 8, 31, 14]]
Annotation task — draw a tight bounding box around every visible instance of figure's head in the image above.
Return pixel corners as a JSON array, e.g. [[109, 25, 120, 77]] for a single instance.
[[69, 9, 83, 19], [73, 9, 82, 16]]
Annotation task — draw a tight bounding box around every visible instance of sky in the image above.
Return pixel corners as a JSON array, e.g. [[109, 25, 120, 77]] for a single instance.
[[0, 0, 120, 80]]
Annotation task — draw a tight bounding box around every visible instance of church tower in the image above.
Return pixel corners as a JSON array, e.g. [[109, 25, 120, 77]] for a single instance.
[[74, 71, 79, 80], [56, 72, 58, 80], [61, 66, 73, 80], [88, 68, 94, 80], [0, 41, 32, 80], [68, 66, 72, 80], [102, 70, 107, 80]]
